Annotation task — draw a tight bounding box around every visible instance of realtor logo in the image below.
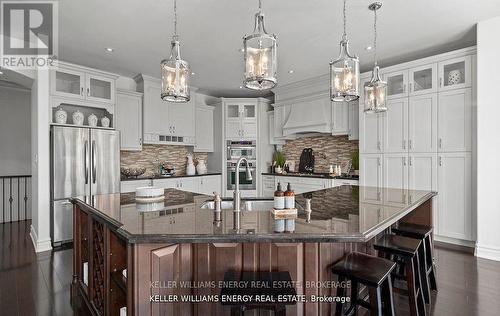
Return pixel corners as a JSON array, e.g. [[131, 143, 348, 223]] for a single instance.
[[1, 1, 58, 68]]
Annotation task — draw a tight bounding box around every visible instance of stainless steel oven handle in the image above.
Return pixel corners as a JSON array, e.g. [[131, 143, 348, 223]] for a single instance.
[[84, 140, 89, 184], [92, 140, 97, 184]]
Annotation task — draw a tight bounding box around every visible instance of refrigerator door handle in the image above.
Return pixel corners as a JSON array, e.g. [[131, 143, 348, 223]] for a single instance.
[[92, 140, 97, 184], [84, 140, 89, 184]]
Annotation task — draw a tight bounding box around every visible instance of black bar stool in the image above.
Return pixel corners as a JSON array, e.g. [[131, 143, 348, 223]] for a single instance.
[[392, 222, 438, 303], [331, 252, 396, 316], [373, 235, 426, 316]]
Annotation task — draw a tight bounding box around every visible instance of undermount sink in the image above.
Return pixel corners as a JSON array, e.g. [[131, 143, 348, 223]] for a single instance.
[[200, 199, 275, 211]]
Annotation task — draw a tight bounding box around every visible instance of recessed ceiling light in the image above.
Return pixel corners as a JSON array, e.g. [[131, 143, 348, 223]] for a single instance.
[[365, 46, 373, 51], [0, 71, 3, 75], [288, 70, 294, 74], [105, 47, 114, 52], [191, 72, 195, 75], [239, 86, 243, 89], [239, 48, 244, 53]]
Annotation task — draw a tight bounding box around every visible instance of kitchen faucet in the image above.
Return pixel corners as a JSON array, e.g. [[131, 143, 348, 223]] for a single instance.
[[233, 157, 252, 230]]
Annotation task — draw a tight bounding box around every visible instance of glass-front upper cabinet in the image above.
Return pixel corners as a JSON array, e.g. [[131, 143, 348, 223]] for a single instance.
[[384, 70, 408, 100], [86, 74, 115, 104], [438, 56, 472, 91], [51, 69, 85, 99], [226, 104, 241, 119], [409, 63, 437, 96], [226, 104, 256, 120], [242, 104, 256, 119]]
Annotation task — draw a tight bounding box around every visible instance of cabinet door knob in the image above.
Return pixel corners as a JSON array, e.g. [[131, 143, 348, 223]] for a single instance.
[[81, 87, 84, 96], [439, 77, 443, 87], [439, 156, 443, 166], [87, 88, 90, 96], [409, 82, 413, 92], [409, 140, 412, 150], [438, 138, 442, 149]]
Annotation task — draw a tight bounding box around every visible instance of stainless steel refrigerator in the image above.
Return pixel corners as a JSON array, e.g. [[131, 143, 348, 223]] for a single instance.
[[50, 125, 120, 246]]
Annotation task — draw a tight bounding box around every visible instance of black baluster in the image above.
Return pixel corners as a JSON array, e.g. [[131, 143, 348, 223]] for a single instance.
[[9, 178, 13, 222], [24, 177, 28, 220], [17, 178, 20, 221]]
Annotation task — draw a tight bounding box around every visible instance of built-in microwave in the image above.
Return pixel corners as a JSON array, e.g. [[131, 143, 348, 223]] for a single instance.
[[226, 160, 256, 190], [227, 140, 256, 161]]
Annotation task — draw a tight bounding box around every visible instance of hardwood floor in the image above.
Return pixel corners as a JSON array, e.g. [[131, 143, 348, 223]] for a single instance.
[[1, 220, 499, 316]]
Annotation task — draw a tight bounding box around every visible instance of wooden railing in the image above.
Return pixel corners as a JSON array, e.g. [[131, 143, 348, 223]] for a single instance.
[[0, 175, 32, 223]]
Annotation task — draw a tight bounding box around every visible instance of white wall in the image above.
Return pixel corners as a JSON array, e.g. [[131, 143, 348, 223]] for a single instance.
[[476, 17, 500, 261], [0, 86, 31, 175]]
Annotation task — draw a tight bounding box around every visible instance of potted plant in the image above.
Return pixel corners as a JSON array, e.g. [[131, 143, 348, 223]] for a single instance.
[[273, 151, 286, 174], [351, 151, 359, 176]]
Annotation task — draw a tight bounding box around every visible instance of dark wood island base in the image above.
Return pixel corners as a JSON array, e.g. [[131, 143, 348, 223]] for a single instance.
[[71, 187, 435, 316]]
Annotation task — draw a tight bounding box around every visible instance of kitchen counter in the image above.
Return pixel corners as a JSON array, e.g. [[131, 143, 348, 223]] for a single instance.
[[262, 172, 359, 180], [71, 186, 435, 316], [120, 172, 222, 181], [70, 186, 434, 243]]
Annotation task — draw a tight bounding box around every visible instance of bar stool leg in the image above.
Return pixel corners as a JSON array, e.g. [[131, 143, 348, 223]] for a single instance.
[[350, 280, 359, 316], [382, 275, 395, 316], [405, 257, 419, 316], [419, 242, 431, 304], [414, 254, 427, 316], [426, 236, 438, 291], [368, 287, 383, 316], [335, 275, 346, 316], [274, 304, 286, 316], [230, 306, 243, 316]]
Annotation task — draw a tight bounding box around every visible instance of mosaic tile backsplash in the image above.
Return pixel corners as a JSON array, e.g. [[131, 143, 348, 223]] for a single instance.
[[121, 145, 208, 177], [281, 135, 359, 173]]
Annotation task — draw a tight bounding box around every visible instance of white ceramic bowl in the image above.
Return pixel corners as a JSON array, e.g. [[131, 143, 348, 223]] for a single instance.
[[135, 186, 163, 198]]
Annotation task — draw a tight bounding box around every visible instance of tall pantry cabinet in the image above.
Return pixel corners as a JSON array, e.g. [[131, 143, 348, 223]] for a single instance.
[[359, 47, 475, 246]]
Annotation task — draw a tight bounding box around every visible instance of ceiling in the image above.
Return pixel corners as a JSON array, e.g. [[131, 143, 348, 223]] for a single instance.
[[58, 0, 500, 97]]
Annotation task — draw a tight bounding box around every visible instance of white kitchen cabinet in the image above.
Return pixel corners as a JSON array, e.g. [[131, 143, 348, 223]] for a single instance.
[[194, 105, 214, 152], [115, 90, 143, 151], [359, 111, 383, 153], [333, 179, 359, 186], [152, 178, 177, 190], [120, 179, 153, 193], [86, 73, 115, 104], [331, 101, 349, 135], [383, 153, 408, 205], [198, 175, 221, 195], [408, 153, 437, 194], [437, 152, 472, 241], [409, 63, 437, 96], [438, 88, 472, 152], [273, 105, 285, 139], [50, 63, 117, 105], [384, 69, 409, 100], [262, 175, 276, 197], [136, 75, 195, 145], [274, 176, 329, 194], [348, 101, 359, 140], [408, 94, 438, 153], [359, 203, 384, 232], [267, 112, 285, 145], [360, 154, 383, 203], [383, 98, 408, 153], [225, 103, 257, 139], [152, 177, 198, 193], [438, 56, 472, 91]]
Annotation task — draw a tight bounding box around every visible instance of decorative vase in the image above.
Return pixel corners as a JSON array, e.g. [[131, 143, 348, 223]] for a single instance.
[[196, 159, 207, 175], [54, 107, 67, 124], [88, 113, 98, 127], [186, 154, 196, 176], [101, 116, 110, 128], [72, 110, 84, 125], [447, 70, 462, 86], [275, 166, 283, 174]]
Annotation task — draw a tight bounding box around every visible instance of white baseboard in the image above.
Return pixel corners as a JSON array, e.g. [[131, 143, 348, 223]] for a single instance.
[[475, 244, 500, 262], [30, 225, 52, 253], [434, 234, 476, 248]]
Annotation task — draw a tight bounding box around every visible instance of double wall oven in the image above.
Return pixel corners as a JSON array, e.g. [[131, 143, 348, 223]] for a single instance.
[[226, 140, 257, 191]]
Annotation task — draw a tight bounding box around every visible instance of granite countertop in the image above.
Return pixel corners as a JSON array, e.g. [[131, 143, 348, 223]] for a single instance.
[[262, 172, 359, 180], [71, 186, 435, 244], [121, 172, 222, 181]]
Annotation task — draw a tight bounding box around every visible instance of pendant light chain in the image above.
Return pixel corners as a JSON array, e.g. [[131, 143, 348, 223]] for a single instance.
[[343, 0, 347, 39], [173, 0, 178, 38], [374, 7, 377, 66]]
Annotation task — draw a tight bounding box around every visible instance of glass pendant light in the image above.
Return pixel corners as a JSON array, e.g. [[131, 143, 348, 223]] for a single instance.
[[161, 0, 190, 102], [364, 2, 387, 113], [330, 0, 360, 102], [243, 0, 277, 90]]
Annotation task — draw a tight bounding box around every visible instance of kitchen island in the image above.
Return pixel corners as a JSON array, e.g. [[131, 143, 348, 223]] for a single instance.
[[70, 186, 436, 316]]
